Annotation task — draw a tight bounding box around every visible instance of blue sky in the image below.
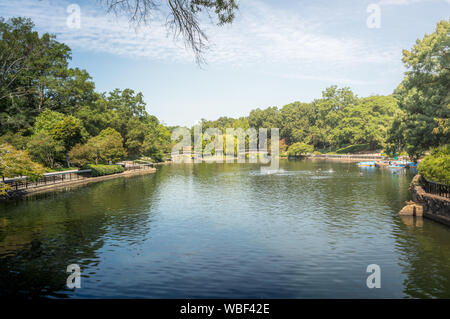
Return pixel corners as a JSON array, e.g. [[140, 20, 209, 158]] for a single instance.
[[1, 0, 449, 126]]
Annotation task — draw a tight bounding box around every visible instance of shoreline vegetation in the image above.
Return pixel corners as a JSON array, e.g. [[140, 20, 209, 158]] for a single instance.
[[0, 156, 410, 200], [0, 18, 448, 200], [0, 153, 406, 200], [1, 163, 161, 199]]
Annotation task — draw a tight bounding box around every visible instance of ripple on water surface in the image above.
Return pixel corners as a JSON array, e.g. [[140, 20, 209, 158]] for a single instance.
[[1, 160, 450, 298]]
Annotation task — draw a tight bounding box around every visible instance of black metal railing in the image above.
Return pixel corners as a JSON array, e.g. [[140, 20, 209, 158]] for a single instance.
[[421, 176, 450, 198], [2, 164, 155, 194], [2, 169, 92, 192]]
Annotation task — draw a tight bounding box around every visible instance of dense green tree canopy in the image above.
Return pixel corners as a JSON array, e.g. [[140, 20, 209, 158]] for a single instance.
[[87, 128, 127, 164], [0, 17, 173, 168], [30, 109, 88, 166], [68, 144, 96, 168], [27, 134, 65, 169], [249, 107, 282, 132], [197, 86, 399, 154], [1, 15, 447, 179], [387, 20, 449, 159], [332, 95, 399, 150], [280, 102, 314, 145], [0, 17, 96, 134]]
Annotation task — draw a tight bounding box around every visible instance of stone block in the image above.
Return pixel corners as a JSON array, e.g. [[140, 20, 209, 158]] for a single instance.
[[399, 203, 423, 216]]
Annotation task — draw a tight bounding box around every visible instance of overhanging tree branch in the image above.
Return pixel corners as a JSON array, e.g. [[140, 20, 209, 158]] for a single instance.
[[98, 0, 238, 64]]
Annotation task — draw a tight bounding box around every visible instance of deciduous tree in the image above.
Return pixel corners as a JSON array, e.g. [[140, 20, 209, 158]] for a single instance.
[[87, 128, 127, 164], [0, 143, 44, 194], [388, 20, 450, 159]]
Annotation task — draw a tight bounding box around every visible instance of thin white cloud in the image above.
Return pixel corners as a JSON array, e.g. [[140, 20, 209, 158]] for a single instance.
[[0, 0, 191, 61], [0, 0, 401, 68], [207, 0, 401, 66], [378, 0, 448, 5], [260, 71, 379, 86]]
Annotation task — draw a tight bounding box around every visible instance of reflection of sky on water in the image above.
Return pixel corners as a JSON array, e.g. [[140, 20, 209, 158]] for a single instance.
[[1, 160, 449, 298]]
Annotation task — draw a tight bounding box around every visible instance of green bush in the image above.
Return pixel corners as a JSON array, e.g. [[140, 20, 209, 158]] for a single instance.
[[68, 143, 96, 168], [418, 145, 449, 184], [87, 164, 124, 177], [335, 143, 371, 154], [287, 142, 314, 156], [152, 151, 164, 163], [145, 147, 165, 163]]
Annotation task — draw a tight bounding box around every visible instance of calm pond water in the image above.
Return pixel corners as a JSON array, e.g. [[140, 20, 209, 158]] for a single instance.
[[1, 159, 450, 298]]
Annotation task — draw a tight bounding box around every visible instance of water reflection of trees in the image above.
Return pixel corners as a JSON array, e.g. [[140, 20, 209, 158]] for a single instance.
[[394, 216, 450, 298], [0, 173, 163, 298], [244, 160, 450, 297], [373, 168, 450, 298]]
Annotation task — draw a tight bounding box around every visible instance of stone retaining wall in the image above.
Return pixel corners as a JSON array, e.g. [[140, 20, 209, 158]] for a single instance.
[[408, 175, 450, 226]]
